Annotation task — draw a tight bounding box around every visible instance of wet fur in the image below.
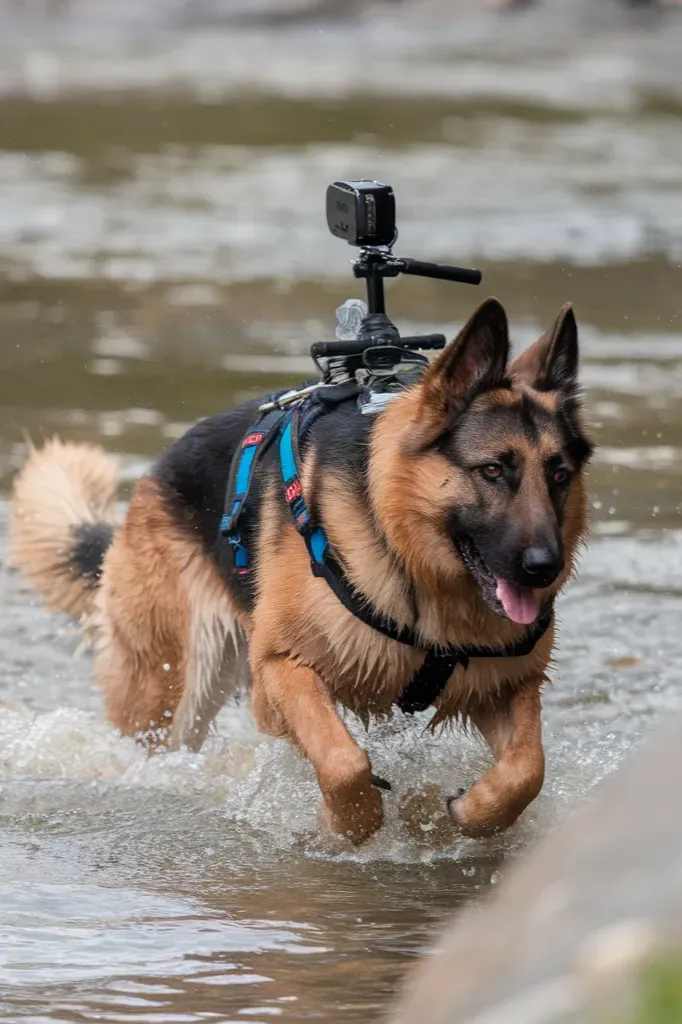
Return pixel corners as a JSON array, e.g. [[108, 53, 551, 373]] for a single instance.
[[9, 299, 593, 842], [9, 438, 119, 619]]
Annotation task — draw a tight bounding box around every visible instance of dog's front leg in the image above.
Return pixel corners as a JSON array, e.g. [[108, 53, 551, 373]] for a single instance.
[[448, 680, 545, 838], [252, 654, 383, 845]]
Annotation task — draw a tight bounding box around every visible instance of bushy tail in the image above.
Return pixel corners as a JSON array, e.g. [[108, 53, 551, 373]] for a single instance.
[[9, 438, 120, 620]]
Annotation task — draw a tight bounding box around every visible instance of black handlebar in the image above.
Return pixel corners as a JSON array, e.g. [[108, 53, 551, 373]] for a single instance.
[[395, 333, 446, 349], [311, 333, 446, 360], [310, 247, 479, 366], [397, 258, 482, 286]]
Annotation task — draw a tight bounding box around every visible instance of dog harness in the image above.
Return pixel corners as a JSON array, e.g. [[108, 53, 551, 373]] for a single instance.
[[220, 391, 554, 716]]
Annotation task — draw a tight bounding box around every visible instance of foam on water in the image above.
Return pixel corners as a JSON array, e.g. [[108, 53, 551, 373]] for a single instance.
[[0, 686, 644, 867]]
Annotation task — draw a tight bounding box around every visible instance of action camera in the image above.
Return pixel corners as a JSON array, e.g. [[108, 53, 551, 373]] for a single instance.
[[326, 180, 396, 248]]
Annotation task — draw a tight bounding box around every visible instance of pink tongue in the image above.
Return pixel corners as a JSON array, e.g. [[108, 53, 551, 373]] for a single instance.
[[495, 579, 540, 625]]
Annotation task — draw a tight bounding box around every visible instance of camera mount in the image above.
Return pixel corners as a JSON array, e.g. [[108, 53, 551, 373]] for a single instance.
[[311, 180, 482, 383]]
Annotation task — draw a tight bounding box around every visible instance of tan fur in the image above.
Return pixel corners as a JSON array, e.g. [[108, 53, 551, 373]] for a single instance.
[[255, 653, 383, 844], [251, 490, 423, 716], [524, 385, 559, 415], [10, 299, 593, 845], [469, 386, 559, 417], [450, 682, 546, 837], [247, 432, 562, 842], [468, 387, 518, 411], [9, 438, 119, 618], [247, 300, 591, 842], [93, 478, 247, 748]]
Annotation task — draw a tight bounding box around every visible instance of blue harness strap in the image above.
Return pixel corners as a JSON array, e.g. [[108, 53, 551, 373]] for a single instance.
[[278, 405, 426, 642], [219, 390, 332, 576], [220, 406, 288, 575], [279, 410, 330, 568]]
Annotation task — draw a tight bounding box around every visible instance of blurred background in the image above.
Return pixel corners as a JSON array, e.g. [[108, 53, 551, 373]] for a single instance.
[[1, 1, 682, 1023]]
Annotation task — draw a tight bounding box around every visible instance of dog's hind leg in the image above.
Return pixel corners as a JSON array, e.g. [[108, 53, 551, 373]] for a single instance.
[[94, 518, 186, 743], [252, 654, 383, 845], [93, 476, 244, 749], [448, 680, 545, 838]]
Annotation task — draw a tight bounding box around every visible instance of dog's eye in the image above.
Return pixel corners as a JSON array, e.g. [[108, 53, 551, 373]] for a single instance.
[[480, 463, 503, 481], [552, 467, 570, 485]]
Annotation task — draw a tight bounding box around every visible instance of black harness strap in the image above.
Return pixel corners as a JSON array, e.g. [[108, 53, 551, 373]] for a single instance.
[[396, 602, 554, 714]]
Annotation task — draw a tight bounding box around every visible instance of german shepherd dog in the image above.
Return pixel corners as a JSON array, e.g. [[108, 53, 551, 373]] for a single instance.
[[9, 298, 593, 844]]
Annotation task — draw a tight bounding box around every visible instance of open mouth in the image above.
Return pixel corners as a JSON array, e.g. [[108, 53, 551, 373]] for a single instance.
[[455, 538, 540, 626]]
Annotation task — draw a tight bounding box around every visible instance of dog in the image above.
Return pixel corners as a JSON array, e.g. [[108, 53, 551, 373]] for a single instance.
[[9, 297, 593, 844]]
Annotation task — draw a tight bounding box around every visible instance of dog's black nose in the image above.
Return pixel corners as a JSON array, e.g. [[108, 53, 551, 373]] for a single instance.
[[520, 546, 563, 588]]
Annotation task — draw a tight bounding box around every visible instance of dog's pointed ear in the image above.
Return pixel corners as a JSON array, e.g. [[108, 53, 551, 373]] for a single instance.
[[419, 297, 509, 416], [510, 303, 579, 395]]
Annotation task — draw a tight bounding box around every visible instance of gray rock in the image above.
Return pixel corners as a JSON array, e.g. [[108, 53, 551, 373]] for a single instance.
[[391, 715, 682, 1024]]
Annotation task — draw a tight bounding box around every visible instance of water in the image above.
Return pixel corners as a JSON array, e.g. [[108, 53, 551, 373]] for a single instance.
[[1, 4, 682, 1021]]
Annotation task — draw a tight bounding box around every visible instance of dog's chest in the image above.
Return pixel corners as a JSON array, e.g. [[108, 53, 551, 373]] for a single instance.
[[321, 617, 423, 713], [298, 595, 545, 718]]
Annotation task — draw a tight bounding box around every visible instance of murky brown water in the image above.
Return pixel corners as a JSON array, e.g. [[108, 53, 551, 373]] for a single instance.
[[1, 5, 682, 1023]]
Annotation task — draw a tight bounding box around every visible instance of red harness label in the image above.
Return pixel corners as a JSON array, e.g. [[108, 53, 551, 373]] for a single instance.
[[285, 479, 302, 504], [242, 432, 264, 448]]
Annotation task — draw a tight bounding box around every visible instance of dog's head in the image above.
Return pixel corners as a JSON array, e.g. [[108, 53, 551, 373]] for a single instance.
[[372, 297, 594, 625]]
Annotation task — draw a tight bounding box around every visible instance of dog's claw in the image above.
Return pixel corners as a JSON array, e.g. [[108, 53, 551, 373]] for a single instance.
[[371, 773, 392, 791]]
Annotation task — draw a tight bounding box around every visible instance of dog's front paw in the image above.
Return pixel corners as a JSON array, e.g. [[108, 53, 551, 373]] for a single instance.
[[447, 787, 502, 839], [320, 784, 384, 846], [319, 749, 384, 845], [448, 780, 533, 839]]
